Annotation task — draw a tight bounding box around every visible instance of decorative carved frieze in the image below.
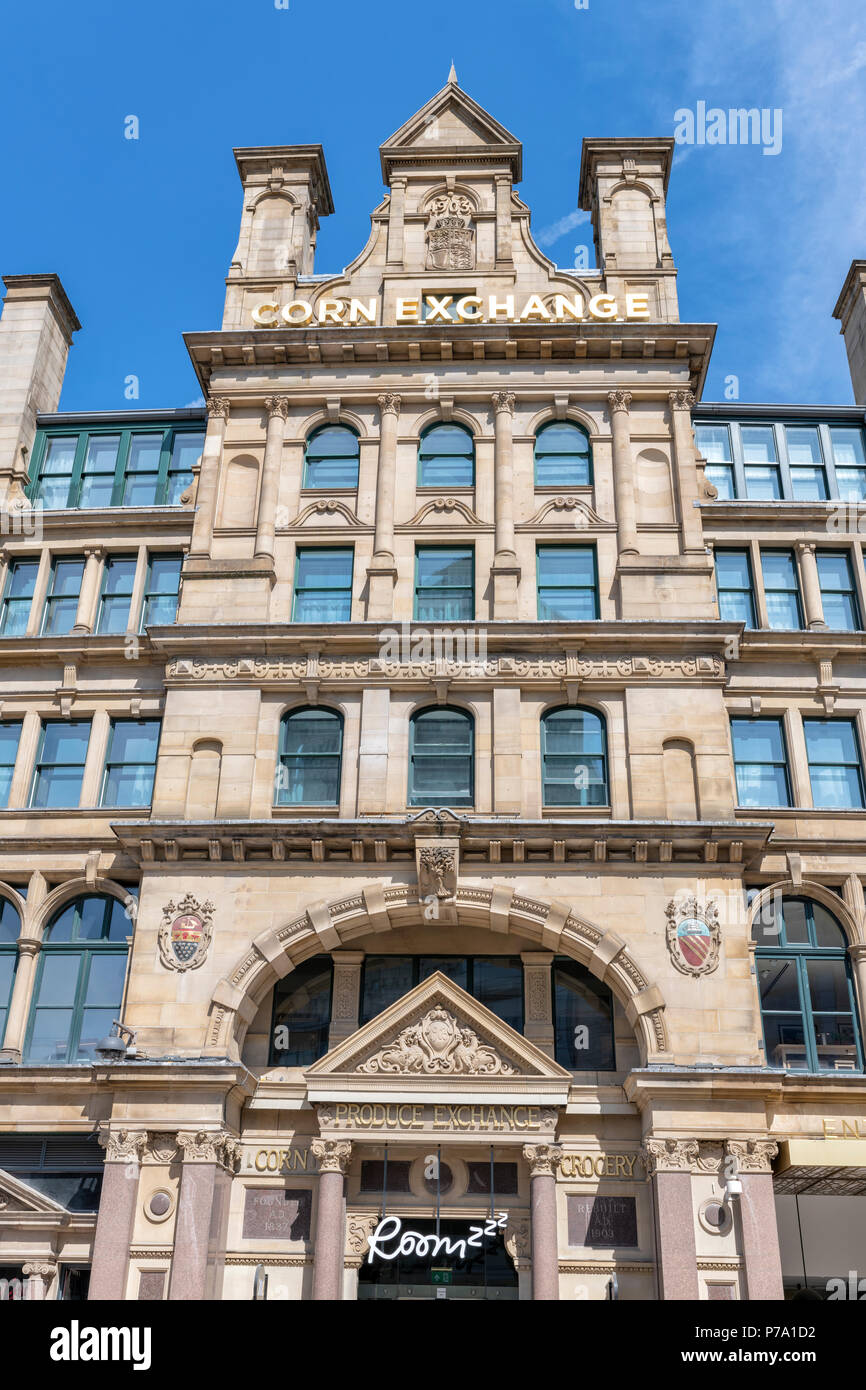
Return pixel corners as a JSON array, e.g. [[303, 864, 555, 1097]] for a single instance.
[[310, 1139, 352, 1174], [358, 1006, 517, 1076], [523, 1143, 563, 1178]]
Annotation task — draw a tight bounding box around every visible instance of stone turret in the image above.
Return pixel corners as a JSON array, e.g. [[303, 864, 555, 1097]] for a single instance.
[[833, 260, 866, 404]]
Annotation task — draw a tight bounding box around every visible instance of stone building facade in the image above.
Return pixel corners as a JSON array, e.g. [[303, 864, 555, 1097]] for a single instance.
[[1, 74, 865, 1301]]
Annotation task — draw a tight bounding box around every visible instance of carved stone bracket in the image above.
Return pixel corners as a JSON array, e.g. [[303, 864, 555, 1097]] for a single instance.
[[345, 1213, 378, 1265]]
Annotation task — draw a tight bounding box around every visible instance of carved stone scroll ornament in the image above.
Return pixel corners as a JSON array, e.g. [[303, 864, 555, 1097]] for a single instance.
[[426, 193, 475, 271], [310, 1139, 353, 1175], [522, 1144, 563, 1178], [346, 1214, 378, 1259], [640, 1137, 701, 1176], [358, 1006, 516, 1076]]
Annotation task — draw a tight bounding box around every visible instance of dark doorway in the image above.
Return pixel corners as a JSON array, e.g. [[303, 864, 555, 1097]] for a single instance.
[[357, 1217, 519, 1300]]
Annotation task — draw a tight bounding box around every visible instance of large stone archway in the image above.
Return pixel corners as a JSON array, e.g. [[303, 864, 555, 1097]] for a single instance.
[[205, 882, 669, 1064]]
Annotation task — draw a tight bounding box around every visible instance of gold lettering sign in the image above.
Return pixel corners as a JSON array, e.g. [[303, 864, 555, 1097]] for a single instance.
[[248, 1147, 317, 1174], [557, 1152, 642, 1180], [821, 1117, 866, 1138], [327, 1102, 550, 1133], [251, 293, 651, 329]]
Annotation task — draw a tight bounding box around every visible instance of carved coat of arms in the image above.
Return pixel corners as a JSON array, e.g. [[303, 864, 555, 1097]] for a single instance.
[[158, 893, 215, 972], [665, 896, 721, 977], [426, 193, 475, 271]]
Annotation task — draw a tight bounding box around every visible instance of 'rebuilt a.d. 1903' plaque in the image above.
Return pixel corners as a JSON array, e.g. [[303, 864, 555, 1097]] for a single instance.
[[567, 1195, 638, 1248]]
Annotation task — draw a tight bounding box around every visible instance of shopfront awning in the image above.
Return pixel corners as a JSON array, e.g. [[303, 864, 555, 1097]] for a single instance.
[[774, 1139, 866, 1195]]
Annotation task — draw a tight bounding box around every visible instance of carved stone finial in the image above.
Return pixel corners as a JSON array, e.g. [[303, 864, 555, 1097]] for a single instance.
[[522, 1143, 563, 1177], [311, 1139, 353, 1174]]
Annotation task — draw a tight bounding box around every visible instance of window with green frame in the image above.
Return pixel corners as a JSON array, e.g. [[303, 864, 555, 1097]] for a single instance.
[[292, 547, 353, 622], [25, 895, 131, 1064], [534, 421, 592, 488], [100, 719, 161, 808], [140, 553, 183, 629], [408, 706, 473, 808], [41, 556, 84, 636], [269, 955, 333, 1065], [96, 555, 137, 635], [541, 706, 608, 807], [536, 545, 599, 620], [752, 895, 862, 1073], [275, 707, 343, 806], [303, 426, 360, 489], [0, 897, 21, 1047], [29, 426, 204, 511], [360, 956, 524, 1032], [414, 545, 474, 620], [417, 423, 475, 487], [0, 559, 39, 637], [0, 722, 22, 808], [29, 720, 91, 809]]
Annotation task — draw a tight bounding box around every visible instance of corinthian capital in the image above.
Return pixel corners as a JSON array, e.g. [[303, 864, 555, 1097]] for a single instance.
[[522, 1143, 562, 1177], [668, 389, 696, 412], [264, 396, 290, 421], [377, 392, 402, 418], [607, 390, 633, 415], [206, 396, 230, 420], [725, 1139, 779, 1174], [98, 1128, 149, 1164], [492, 390, 516, 415], [311, 1138, 353, 1174], [640, 1137, 700, 1175]]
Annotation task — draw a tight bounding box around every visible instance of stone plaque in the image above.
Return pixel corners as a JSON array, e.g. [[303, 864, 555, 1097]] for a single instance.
[[242, 1187, 312, 1241], [567, 1195, 638, 1248], [137, 1270, 166, 1301]]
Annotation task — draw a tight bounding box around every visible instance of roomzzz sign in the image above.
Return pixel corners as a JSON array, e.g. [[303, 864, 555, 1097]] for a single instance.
[[366, 1212, 508, 1264]]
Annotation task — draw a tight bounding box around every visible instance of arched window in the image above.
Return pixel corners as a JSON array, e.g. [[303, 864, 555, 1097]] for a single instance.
[[0, 897, 21, 1046], [418, 423, 475, 488], [534, 421, 592, 488], [541, 706, 608, 807], [409, 707, 474, 808], [269, 955, 333, 1066], [553, 958, 616, 1070], [753, 894, 862, 1073], [25, 895, 132, 1064], [303, 425, 360, 489], [276, 708, 343, 806]]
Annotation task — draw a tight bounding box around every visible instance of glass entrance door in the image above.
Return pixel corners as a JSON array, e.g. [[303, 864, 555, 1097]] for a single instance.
[[357, 1217, 519, 1300]]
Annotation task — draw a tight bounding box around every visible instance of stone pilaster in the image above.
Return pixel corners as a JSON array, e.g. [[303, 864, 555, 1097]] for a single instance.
[[607, 390, 638, 557], [726, 1140, 783, 1301], [796, 542, 827, 629], [523, 1142, 562, 1300], [72, 546, 105, 634], [311, 1139, 352, 1301], [491, 390, 520, 618], [189, 397, 229, 558], [668, 390, 705, 554], [327, 951, 365, 1047], [89, 1128, 148, 1301], [641, 1137, 700, 1300], [255, 396, 289, 563], [366, 393, 401, 621], [167, 1130, 239, 1302], [521, 952, 555, 1057]]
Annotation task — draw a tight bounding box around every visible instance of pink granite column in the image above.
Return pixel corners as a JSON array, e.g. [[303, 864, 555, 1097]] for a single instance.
[[523, 1143, 562, 1301], [168, 1131, 237, 1302], [89, 1129, 148, 1301], [728, 1141, 783, 1301], [642, 1138, 700, 1300], [310, 1139, 352, 1301]]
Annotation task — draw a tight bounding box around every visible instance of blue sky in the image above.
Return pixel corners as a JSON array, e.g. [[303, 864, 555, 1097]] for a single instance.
[[2, 0, 864, 411]]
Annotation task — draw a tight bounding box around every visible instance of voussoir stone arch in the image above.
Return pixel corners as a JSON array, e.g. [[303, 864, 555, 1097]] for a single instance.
[[31, 877, 136, 943], [205, 883, 669, 1064], [749, 877, 865, 948]]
